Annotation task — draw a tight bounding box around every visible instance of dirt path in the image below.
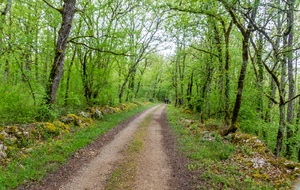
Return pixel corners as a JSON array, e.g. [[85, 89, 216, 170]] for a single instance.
[[60, 105, 160, 190], [134, 105, 171, 190], [20, 105, 192, 190]]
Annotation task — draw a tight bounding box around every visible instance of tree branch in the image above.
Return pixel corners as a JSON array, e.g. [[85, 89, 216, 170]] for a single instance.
[[218, 0, 246, 35], [264, 92, 279, 104], [285, 94, 300, 104], [68, 35, 98, 42], [1, 0, 12, 16], [42, 0, 63, 14], [69, 40, 130, 56], [189, 45, 218, 57]]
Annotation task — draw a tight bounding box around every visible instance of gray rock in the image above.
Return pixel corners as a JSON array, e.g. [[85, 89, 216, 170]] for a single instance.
[[1, 130, 8, 137], [0, 150, 7, 158], [94, 108, 103, 119], [0, 144, 7, 159], [80, 111, 89, 118]]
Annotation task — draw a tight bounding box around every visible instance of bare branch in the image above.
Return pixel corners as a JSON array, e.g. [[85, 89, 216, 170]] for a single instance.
[[264, 92, 279, 104], [42, 0, 63, 14], [285, 94, 300, 104], [189, 45, 218, 57], [68, 35, 98, 42], [1, 0, 12, 16], [218, 0, 246, 35], [69, 40, 130, 56]]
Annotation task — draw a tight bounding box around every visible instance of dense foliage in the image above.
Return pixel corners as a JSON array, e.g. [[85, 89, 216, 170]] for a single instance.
[[0, 0, 300, 161]]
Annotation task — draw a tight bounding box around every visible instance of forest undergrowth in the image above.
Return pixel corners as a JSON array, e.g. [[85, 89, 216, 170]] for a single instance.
[[167, 105, 300, 190], [0, 101, 152, 189]]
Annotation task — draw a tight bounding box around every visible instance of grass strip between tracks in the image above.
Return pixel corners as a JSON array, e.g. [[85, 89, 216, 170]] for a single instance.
[[105, 111, 155, 190]]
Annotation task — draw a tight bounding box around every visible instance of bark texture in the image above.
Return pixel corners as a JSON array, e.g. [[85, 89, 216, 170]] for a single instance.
[[286, 0, 295, 158], [46, 0, 76, 105], [221, 0, 260, 136]]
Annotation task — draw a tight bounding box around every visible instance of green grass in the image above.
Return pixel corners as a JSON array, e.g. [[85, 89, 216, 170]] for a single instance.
[[166, 105, 275, 190], [0, 104, 153, 190], [105, 112, 154, 190]]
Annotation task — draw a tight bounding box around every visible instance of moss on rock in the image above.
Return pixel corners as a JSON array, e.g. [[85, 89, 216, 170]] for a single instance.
[[0, 134, 4, 141], [44, 122, 57, 132]]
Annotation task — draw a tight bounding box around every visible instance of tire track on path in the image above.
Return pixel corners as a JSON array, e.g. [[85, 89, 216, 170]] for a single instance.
[[133, 105, 171, 190], [59, 105, 160, 190]]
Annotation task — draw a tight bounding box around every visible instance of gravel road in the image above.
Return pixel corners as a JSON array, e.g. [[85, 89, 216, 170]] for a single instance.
[[20, 105, 192, 190]]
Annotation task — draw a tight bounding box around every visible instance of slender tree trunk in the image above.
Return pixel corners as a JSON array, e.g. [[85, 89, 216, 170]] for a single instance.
[[275, 33, 288, 157], [151, 74, 161, 99], [119, 68, 133, 103], [179, 51, 186, 106], [45, 0, 76, 105], [256, 34, 264, 119], [295, 52, 299, 161], [135, 81, 141, 98], [225, 32, 251, 135], [224, 21, 233, 127], [64, 47, 77, 106], [1, 0, 12, 82], [221, 0, 260, 136], [34, 0, 39, 81], [4, 60, 9, 82], [286, 0, 295, 158], [265, 0, 283, 122], [0, 0, 12, 54], [213, 20, 224, 116], [197, 60, 213, 114], [126, 70, 136, 101], [265, 80, 276, 122], [186, 72, 193, 110], [81, 51, 93, 105], [173, 49, 179, 107], [276, 103, 286, 157], [135, 59, 149, 98]]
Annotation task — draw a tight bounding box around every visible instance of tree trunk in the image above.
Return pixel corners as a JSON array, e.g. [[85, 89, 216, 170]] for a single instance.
[[297, 51, 300, 124], [64, 47, 77, 106], [1, 0, 12, 82], [213, 20, 224, 117], [173, 48, 179, 107], [224, 21, 233, 127], [119, 67, 133, 103], [221, 0, 260, 136], [126, 70, 136, 101], [286, 0, 295, 158], [186, 72, 193, 110], [0, 0, 12, 55], [81, 50, 93, 105], [265, 79, 276, 122], [135, 59, 149, 98], [228, 33, 250, 134], [256, 34, 264, 119], [275, 34, 288, 157], [275, 103, 286, 157], [179, 50, 186, 106], [45, 0, 76, 105]]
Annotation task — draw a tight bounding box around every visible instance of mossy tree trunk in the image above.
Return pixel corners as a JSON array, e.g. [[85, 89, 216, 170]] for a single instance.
[[220, 0, 260, 136], [135, 59, 150, 98], [45, 0, 76, 105], [1, 0, 12, 82], [64, 47, 76, 106], [285, 0, 295, 159], [223, 20, 233, 127], [186, 72, 193, 110]]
